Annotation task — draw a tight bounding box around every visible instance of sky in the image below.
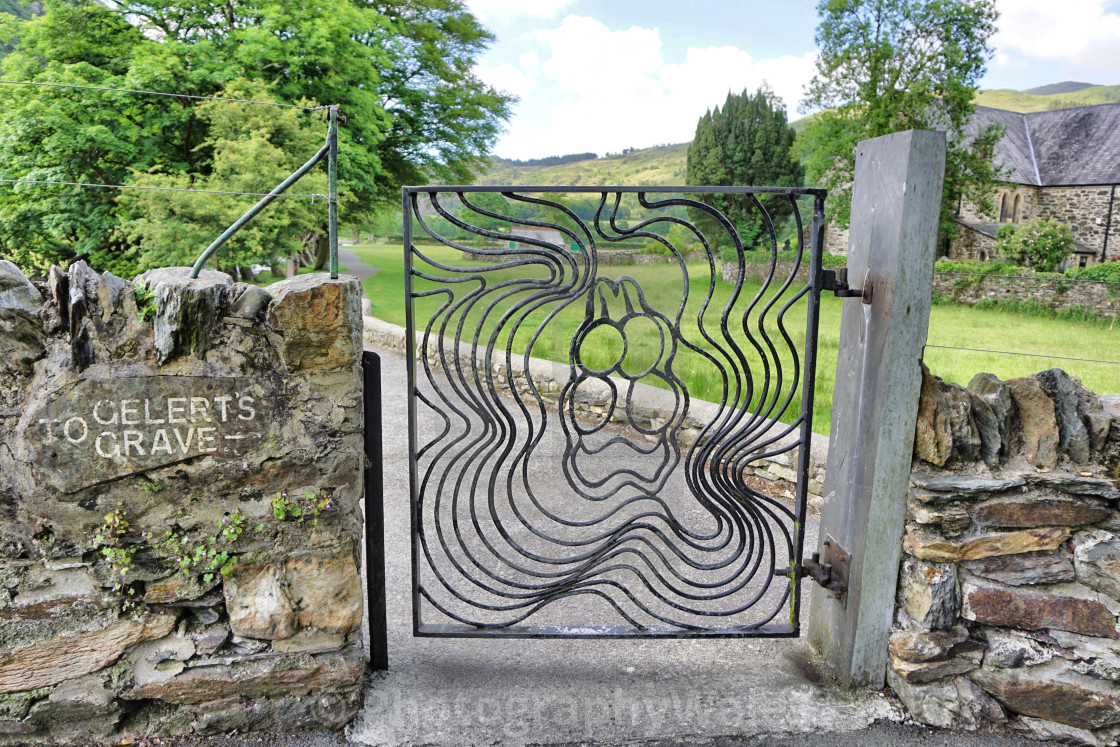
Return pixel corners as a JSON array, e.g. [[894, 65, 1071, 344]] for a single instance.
[[464, 0, 1120, 161]]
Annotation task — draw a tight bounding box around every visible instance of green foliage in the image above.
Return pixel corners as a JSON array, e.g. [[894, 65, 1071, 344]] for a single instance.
[[133, 279, 156, 321], [686, 85, 804, 250], [995, 218, 1075, 272], [0, 0, 511, 275], [1066, 260, 1120, 283], [94, 508, 141, 612], [271, 489, 332, 526], [162, 508, 248, 584], [799, 0, 1002, 239]]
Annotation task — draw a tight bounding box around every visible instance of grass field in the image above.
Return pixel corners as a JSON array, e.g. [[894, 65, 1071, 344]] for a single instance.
[[353, 244, 1120, 435]]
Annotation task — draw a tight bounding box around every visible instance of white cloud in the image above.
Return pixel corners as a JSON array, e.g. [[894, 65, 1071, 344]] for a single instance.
[[466, 0, 577, 25], [475, 15, 817, 160], [994, 0, 1120, 71], [475, 63, 537, 97]]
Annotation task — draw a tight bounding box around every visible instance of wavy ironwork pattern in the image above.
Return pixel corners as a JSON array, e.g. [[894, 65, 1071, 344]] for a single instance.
[[403, 186, 826, 638]]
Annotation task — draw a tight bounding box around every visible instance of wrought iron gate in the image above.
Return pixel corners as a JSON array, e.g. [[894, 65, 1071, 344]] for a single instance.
[[403, 186, 826, 638]]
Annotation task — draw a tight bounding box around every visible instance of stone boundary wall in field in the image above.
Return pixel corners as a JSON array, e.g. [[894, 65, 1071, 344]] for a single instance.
[[932, 273, 1120, 319], [889, 363, 1120, 744], [720, 259, 811, 287], [0, 261, 366, 743], [363, 315, 828, 509], [458, 249, 710, 266]]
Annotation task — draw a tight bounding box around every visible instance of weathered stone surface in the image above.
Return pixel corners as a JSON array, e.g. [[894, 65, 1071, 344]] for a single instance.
[[962, 579, 1119, 638], [17, 374, 279, 493], [0, 258, 45, 375], [131, 632, 196, 686], [190, 624, 229, 656], [907, 501, 971, 534], [122, 646, 364, 704], [889, 625, 969, 663], [899, 557, 959, 629], [962, 551, 1076, 586], [971, 660, 1120, 729], [224, 563, 297, 640], [890, 653, 979, 683], [1007, 376, 1060, 468], [914, 365, 981, 465], [271, 630, 347, 654], [285, 549, 363, 634], [915, 363, 953, 466], [887, 669, 960, 728], [1030, 471, 1120, 500], [969, 373, 1015, 467], [903, 525, 1070, 562], [0, 611, 176, 692], [972, 493, 1111, 528], [33, 673, 120, 740], [982, 628, 1054, 668], [138, 267, 233, 364], [1020, 717, 1107, 747], [267, 275, 362, 371], [144, 571, 220, 605], [955, 676, 1005, 726], [96, 271, 128, 320], [1073, 530, 1120, 601], [909, 473, 1026, 496], [1035, 368, 1092, 463], [229, 284, 271, 320]]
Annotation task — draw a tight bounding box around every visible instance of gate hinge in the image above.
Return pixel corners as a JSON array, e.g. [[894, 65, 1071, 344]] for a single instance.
[[785, 535, 850, 598], [821, 268, 873, 304]]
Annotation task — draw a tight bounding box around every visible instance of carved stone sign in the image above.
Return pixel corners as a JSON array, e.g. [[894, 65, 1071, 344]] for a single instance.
[[21, 376, 278, 493]]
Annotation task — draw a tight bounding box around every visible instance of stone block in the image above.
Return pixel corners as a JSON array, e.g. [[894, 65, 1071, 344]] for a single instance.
[[968, 373, 1014, 466], [962, 551, 1075, 587], [0, 259, 45, 375], [138, 267, 233, 365], [0, 611, 176, 693], [1007, 376, 1060, 468], [889, 625, 969, 663], [224, 563, 297, 641], [909, 473, 1026, 497], [972, 493, 1110, 528], [1035, 369, 1092, 463], [982, 628, 1053, 668], [886, 669, 960, 728], [267, 274, 362, 371], [898, 557, 959, 629], [907, 501, 971, 534], [971, 659, 1120, 729], [914, 364, 980, 465], [962, 579, 1118, 638], [889, 653, 979, 684], [903, 525, 1070, 563], [122, 645, 364, 705], [1020, 717, 1107, 747], [1073, 529, 1120, 601], [285, 548, 363, 635]]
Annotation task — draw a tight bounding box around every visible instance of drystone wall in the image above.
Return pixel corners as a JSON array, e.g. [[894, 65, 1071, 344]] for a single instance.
[[363, 315, 828, 509], [931, 273, 1120, 319], [459, 249, 708, 266], [719, 259, 811, 287], [889, 363, 1120, 745], [0, 261, 367, 743]]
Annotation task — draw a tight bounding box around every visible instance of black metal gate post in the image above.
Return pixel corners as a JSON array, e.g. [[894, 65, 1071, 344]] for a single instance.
[[362, 349, 388, 670]]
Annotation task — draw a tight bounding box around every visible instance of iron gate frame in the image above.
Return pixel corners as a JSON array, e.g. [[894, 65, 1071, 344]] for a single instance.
[[403, 185, 827, 639]]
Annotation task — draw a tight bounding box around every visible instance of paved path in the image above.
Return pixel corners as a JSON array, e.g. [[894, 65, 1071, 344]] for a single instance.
[[338, 246, 380, 284], [347, 345, 901, 746]]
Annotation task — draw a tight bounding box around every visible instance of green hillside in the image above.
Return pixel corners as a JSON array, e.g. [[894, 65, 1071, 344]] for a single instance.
[[974, 84, 1120, 112], [472, 83, 1119, 187], [477, 143, 689, 187]]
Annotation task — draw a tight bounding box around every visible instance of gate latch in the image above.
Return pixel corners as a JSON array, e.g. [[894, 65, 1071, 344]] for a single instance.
[[821, 268, 873, 305], [801, 535, 850, 598]]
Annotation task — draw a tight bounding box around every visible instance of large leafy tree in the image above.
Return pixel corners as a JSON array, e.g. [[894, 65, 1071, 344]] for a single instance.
[[685, 86, 804, 252], [0, 0, 510, 275], [799, 0, 1002, 238]]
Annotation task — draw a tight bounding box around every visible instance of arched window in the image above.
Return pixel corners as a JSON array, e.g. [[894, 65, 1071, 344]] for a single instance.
[[979, 250, 988, 261], [998, 193, 1011, 223], [1012, 194, 1022, 223]]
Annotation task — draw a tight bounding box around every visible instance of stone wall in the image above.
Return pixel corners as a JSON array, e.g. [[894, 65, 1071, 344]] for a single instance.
[[948, 225, 999, 262], [363, 315, 829, 510], [889, 363, 1120, 744], [719, 259, 811, 287], [459, 249, 707, 266], [932, 273, 1120, 319], [0, 261, 367, 742], [824, 222, 849, 256]]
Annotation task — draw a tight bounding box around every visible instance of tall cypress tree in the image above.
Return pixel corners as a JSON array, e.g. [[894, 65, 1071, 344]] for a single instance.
[[685, 86, 803, 253]]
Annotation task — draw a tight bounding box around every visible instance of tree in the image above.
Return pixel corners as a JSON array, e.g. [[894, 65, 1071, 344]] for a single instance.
[[0, 0, 511, 275], [685, 85, 804, 253], [996, 219, 1075, 272], [799, 0, 1002, 239]]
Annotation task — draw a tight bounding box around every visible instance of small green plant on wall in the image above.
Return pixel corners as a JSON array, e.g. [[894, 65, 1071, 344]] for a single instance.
[[94, 507, 141, 612], [271, 489, 332, 525], [162, 508, 256, 584], [133, 279, 157, 321]]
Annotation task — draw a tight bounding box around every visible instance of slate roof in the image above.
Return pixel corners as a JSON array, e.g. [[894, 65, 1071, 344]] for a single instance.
[[968, 103, 1120, 187]]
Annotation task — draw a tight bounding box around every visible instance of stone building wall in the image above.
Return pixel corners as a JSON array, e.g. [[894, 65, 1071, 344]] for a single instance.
[[0, 261, 367, 743], [363, 315, 829, 511], [931, 273, 1120, 319], [889, 363, 1120, 745], [823, 222, 849, 256], [948, 226, 1000, 262]]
